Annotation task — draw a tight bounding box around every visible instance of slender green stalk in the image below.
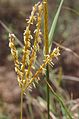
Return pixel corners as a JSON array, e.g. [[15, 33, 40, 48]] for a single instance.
[[45, 80, 73, 119], [43, 0, 50, 119], [20, 90, 23, 119], [46, 65, 50, 119], [28, 104, 34, 119]]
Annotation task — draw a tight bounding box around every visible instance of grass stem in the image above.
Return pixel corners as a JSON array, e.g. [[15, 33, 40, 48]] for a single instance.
[[20, 90, 23, 119], [45, 80, 73, 119], [43, 0, 50, 119], [46, 65, 50, 119]]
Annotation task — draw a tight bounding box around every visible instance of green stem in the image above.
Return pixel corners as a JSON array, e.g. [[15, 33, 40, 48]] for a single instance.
[[45, 80, 73, 119], [43, 0, 50, 119], [20, 90, 23, 119], [46, 65, 50, 119]]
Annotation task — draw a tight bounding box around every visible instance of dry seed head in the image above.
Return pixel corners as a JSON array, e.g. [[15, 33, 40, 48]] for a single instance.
[[27, 3, 40, 25], [51, 47, 60, 58], [21, 2, 41, 74], [25, 3, 43, 80], [9, 3, 43, 90], [9, 2, 60, 93], [9, 34, 20, 73], [9, 34, 23, 87], [19, 3, 43, 88], [21, 28, 31, 72], [34, 3, 43, 46], [38, 3, 43, 12], [23, 47, 60, 91]]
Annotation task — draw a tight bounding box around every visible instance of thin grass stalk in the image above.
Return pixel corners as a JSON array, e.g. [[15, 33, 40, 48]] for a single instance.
[[46, 65, 50, 119], [43, 0, 50, 119], [20, 90, 23, 119], [28, 103, 34, 119], [45, 80, 73, 119]]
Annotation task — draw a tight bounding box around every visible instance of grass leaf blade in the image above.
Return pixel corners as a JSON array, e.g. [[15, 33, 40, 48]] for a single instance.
[[49, 0, 64, 52]]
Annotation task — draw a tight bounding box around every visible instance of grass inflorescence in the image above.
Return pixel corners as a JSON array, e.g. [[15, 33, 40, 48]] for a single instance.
[[8, 1, 73, 119]]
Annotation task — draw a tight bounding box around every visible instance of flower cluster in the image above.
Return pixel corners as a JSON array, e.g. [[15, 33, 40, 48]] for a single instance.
[[9, 2, 60, 93]]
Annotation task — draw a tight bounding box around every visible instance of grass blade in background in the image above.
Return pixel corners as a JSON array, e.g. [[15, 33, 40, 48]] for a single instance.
[[45, 80, 73, 119], [49, 0, 64, 53]]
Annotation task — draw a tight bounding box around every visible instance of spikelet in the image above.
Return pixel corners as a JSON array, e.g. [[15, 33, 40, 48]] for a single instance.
[[26, 2, 39, 25], [9, 34, 22, 84], [34, 3, 43, 50], [21, 29, 31, 70]]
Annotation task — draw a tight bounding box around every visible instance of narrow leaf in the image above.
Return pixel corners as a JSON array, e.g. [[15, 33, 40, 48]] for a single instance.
[[49, 0, 64, 53]]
